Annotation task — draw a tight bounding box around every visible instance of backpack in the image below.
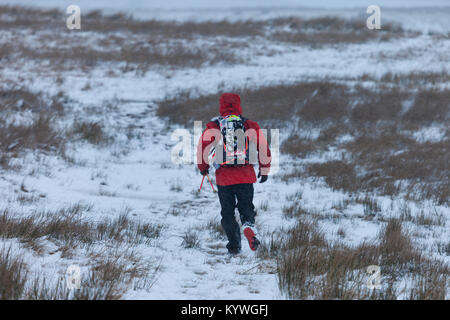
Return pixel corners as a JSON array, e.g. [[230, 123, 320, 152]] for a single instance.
[[211, 115, 250, 167]]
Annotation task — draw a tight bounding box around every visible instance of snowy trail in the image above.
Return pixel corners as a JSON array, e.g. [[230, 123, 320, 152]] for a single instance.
[[110, 102, 283, 299], [16, 98, 284, 299]]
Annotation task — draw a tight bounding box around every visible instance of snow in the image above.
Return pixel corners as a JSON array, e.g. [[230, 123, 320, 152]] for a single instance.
[[412, 125, 447, 143], [0, 2, 449, 299]]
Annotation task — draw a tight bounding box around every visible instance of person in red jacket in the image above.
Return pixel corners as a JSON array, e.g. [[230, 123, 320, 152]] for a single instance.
[[197, 93, 271, 255]]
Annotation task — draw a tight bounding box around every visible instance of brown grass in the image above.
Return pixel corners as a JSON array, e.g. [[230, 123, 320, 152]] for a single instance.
[[0, 246, 28, 299], [404, 89, 450, 123], [269, 17, 407, 46], [13, 43, 234, 70], [3, 247, 154, 300], [0, 204, 163, 249], [343, 131, 449, 204], [0, 113, 64, 151], [257, 232, 283, 260], [70, 121, 111, 145], [0, 204, 162, 299], [308, 161, 360, 193], [0, 87, 128, 170], [181, 228, 201, 249], [277, 218, 449, 299], [157, 82, 346, 125], [206, 218, 226, 240], [23, 259, 129, 300], [0, 88, 67, 169], [379, 71, 450, 88]]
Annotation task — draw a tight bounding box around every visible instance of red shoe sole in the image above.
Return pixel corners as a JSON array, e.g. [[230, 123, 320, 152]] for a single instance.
[[243, 227, 258, 251]]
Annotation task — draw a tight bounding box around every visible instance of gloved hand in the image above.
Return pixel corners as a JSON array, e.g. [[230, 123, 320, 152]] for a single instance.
[[258, 171, 268, 183], [200, 169, 209, 176]]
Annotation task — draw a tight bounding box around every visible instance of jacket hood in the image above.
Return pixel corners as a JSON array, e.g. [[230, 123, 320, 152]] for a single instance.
[[219, 93, 242, 117]]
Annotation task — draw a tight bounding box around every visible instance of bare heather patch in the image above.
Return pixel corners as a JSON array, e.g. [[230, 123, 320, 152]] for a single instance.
[[0, 204, 93, 247], [157, 82, 347, 125], [0, 113, 64, 152], [268, 17, 408, 46], [14, 42, 235, 71], [277, 218, 449, 299], [0, 87, 84, 172], [379, 71, 450, 88], [82, 13, 264, 38], [281, 135, 317, 158], [403, 89, 450, 123], [206, 218, 226, 240], [413, 210, 446, 227], [96, 212, 164, 246], [70, 121, 112, 145], [308, 161, 360, 193], [0, 88, 63, 115], [3, 245, 158, 300], [343, 130, 449, 204], [358, 195, 382, 216], [0, 246, 28, 299], [257, 232, 283, 261], [282, 201, 308, 219], [181, 228, 201, 249], [0, 87, 68, 168], [0, 204, 162, 299], [0, 204, 163, 249], [69, 253, 140, 300]]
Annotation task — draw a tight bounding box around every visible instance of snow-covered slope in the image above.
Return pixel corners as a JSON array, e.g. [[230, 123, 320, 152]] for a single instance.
[[0, 3, 448, 299]]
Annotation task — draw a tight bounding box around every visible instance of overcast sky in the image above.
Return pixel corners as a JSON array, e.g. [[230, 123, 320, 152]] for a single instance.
[[1, 0, 449, 11]]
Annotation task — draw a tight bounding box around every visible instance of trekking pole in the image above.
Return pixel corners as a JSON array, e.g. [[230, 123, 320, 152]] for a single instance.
[[206, 174, 217, 193], [198, 175, 205, 192]]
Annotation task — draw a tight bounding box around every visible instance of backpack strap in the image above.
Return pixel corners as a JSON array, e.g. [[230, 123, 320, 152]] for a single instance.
[[211, 116, 222, 127]]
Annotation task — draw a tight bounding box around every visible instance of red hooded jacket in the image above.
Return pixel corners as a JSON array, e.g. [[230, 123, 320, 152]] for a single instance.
[[197, 93, 271, 186]]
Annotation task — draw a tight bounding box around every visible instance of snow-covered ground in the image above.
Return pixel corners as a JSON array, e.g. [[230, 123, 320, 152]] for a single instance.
[[0, 1, 448, 299], [1, 0, 450, 32]]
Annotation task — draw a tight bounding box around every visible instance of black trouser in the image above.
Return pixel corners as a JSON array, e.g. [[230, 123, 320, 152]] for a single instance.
[[217, 183, 256, 250]]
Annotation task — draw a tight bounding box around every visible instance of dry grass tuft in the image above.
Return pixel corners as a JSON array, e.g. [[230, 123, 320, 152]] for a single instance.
[[0, 204, 163, 249], [0, 246, 28, 299], [0, 88, 67, 169], [206, 218, 226, 240], [277, 218, 449, 299], [0, 204, 162, 300], [70, 121, 111, 145], [269, 17, 407, 45], [181, 228, 201, 249]]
